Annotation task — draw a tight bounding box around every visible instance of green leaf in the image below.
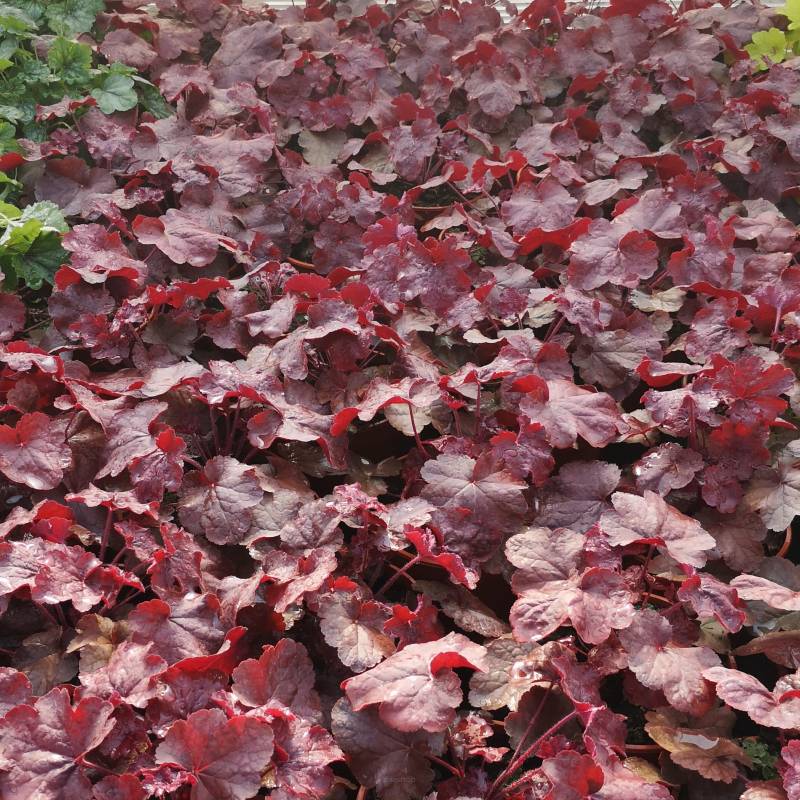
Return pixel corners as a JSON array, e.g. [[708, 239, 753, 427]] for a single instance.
[[0, 119, 19, 153], [91, 73, 137, 113], [0, 216, 42, 252], [745, 28, 788, 70], [12, 1, 45, 24], [0, 200, 21, 224], [0, 37, 19, 60], [44, 0, 103, 35], [19, 201, 68, 233], [780, 0, 800, 28], [741, 738, 779, 780], [16, 55, 50, 83], [47, 36, 92, 84], [0, 3, 35, 33], [137, 82, 173, 119], [8, 230, 66, 289]]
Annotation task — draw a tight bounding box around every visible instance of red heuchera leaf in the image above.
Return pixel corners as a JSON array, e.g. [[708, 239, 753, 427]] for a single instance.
[[178, 456, 263, 545], [269, 714, 344, 800], [133, 211, 225, 268], [601, 491, 716, 567], [0, 689, 115, 800], [318, 588, 396, 672], [420, 453, 527, 563], [330, 698, 444, 800], [703, 668, 800, 729], [620, 610, 720, 715], [3, 1, 800, 796], [568, 219, 659, 290], [0, 412, 71, 490], [540, 750, 605, 799], [781, 740, 800, 800], [231, 638, 322, 723], [520, 380, 624, 449], [0, 668, 33, 716], [731, 560, 800, 611], [677, 572, 747, 633], [506, 527, 634, 644], [154, 708, 274, 800], [343, 632, 487, 732], [126, 596, 225, 664], [79, 642, 167, 707]]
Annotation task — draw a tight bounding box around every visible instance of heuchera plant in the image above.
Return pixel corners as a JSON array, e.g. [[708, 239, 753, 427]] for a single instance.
[[1, 0, 800, 798]]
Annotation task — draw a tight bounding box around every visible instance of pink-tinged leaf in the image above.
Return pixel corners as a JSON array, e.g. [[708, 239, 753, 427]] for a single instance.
[[0, 412, 71, 490], [501, 178, 579, 237], [591, 755, 673, 800], [31, 542, 103, 612], [782, 740, 800, 800], [0, 689, 114, 800], [490, 421, 554, 485], [536, 461, 620, 531], [521, 380, 623, 449], [231, 638, 322, 723], [318, 589, 395, 672], [568, 219, 659, 290], [741, 782, 789, 800], [155, 708, 274, 800], [469, 637, 561, 712], [677, 572, 747, 633], [731, 565, 800, 611], [330, 698, 444, 800], [263, 547, 338, 612], [179, 456, 263, 545], [601, 491, 716, 567], [0, 293, 25, 342], [91, 773, 146, 800], [745, 457, 800, 532], [0, 668, 33, 717], [343, 631, 487, 732], [634, 444, 704, 496], [133, 211, 224, 267], [507, 527, 634, 644], [269, 715, 344, 800], [127, 596, 225, 664], [79, 642, 167, 707], [420, 453, 527, 563], [540, 750, 605, 799], [704, 667, 800, 729], [95, 400, 167, 480], [384, 596, 443, 648], [619, 610, 720, 715]]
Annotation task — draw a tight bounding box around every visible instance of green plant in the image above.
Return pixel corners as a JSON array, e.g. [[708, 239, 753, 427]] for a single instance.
[[746, 1, 800, 68], [0, 199, 67, 289], [741, 738, 780, 781]]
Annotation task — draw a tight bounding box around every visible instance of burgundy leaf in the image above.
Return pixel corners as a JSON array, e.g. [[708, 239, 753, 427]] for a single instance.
[[155, 708, 274, 800], [0, 689, 114, 800]]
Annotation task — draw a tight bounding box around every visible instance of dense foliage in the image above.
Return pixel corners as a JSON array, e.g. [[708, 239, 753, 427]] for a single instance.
[[1, 0, 800, 798]]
